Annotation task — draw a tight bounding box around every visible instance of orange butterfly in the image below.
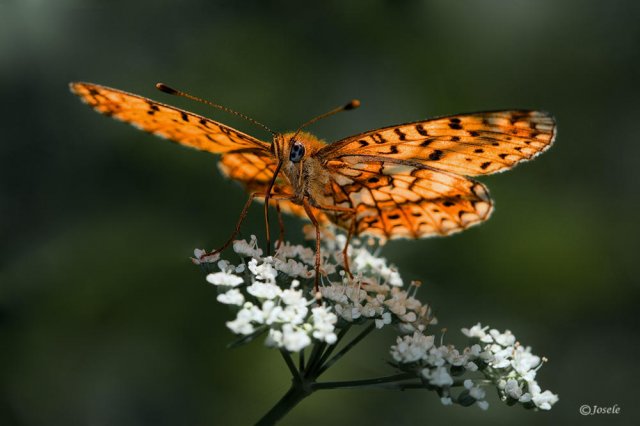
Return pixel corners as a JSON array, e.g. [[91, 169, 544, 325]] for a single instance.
[[70, 82, 556, 292]]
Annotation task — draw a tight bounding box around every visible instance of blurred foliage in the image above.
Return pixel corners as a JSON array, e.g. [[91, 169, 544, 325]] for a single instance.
[[1, 0, 639, 425]]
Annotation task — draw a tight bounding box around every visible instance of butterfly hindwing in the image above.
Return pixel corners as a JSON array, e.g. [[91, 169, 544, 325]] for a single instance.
[[323, 159, 493, 240]]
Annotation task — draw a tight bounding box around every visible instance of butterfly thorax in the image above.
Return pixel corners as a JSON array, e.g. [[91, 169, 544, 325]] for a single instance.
[[278, 132, 332, 206]]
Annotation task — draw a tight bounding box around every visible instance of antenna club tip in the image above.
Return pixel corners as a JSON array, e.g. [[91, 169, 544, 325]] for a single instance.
[[155, 82, 178, 95], [345, 99, 361, 110]]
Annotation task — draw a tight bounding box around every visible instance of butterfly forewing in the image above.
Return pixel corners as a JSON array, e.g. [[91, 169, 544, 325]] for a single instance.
[[318, 110, 555, 176], [70, 82, 270, 154], [218, 149, 280, 187]]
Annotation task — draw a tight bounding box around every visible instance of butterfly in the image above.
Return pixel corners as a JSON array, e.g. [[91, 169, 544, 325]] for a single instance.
[[70, 82, 556, 292]]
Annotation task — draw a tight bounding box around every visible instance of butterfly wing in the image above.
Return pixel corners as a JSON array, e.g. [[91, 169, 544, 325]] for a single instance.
[[317, 110, 555, 176], [321, 159, 492, 240], [70, 82, 270, 153], [71, 82, 331, 226], [314, 110, 555, 240]]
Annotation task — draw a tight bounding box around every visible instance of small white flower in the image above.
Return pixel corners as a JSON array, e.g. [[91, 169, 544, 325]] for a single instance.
[[490, 328, 516, 347], [375, 312, 392, 329], [265, 329, 283, 347], [440, 396, 453, 406], [512, 346, 541, 377], [278, 304, 308, 326], [260, 300, 284, 325], [422, 366, 453, 387], [424, 346, 448, 368], [462, 323, 490, 341], [445, 348, 468, 366], [280, 288, 308, 307], [206, 271, 244, 287], [467, 344, 482, 357], [311, 306, 338, 344], [281, 324, 311, 352], [490, 347, 513, 369], [217, 289, 245, 305], [469, 386, 486, 400], [275, 258, 312, 278], [390, 332, 435, 363], [247, 258, 277, 283], [192, 248, 219, 265], [465, 361, 478, 372], [477, 400, 489, 410], [233, 235, 263, 258], [528, 381, 559, 410], [247, 281, 282, 299], [388, 270, 403, 287], [519, 392, 532, 403], [504, 378, 523, 399], [226, 307, 257, 335]]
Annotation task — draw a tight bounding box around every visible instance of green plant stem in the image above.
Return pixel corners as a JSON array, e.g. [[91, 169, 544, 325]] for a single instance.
[[255, 382, 312, 426], [312, 372, 416, 390], [298, 349, 305, 371], [315, 323, 375, 376], [313, 324, 351, 373], [303, 341, 326, 376], [280, 349, 301, 382], [256, 373, 422, 424]]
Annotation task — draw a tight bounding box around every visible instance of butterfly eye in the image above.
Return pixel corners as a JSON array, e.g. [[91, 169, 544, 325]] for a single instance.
[[289, 140, 305, 163]]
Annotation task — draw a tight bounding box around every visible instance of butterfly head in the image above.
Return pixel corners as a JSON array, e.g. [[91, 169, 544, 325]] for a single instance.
[[276, 132, 328, 194], [289, 139, 305, 163]]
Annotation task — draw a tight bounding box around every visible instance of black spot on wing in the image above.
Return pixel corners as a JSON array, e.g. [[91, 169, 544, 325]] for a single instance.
[[394, 128, 407, 141], [428, 150, 444, 161], [416, 124, 429, 136]]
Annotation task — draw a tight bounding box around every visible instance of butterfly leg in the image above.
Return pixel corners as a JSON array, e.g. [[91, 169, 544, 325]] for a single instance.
[[275, 202, 285, 251], [312, 203, 357, 278], [201, 192, 291, 260], [302, 198, 322, 296], [342, 218, 356, 279]]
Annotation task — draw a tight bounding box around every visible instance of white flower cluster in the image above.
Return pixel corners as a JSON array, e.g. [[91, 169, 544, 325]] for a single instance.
[[320, 234, 435, 331], [201, 242, 336, 352], [390, 324, 558, 411], [195, 231, 436, 351], [462, 324, 559, 410], [195, 229, 558, 415], [321, 278, 434, 331]]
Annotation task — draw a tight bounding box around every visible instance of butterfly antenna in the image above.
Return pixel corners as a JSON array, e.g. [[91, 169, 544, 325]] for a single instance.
[[156, 83, 276, 136], [292, 99, 360, 140]]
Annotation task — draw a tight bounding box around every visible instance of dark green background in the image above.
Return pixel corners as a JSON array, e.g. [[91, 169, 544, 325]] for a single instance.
[[2, 1, 638, 425]]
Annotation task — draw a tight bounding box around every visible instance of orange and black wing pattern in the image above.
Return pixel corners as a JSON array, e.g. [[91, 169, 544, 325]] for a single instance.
[[70, 82, 270, 154], [317, 110, 555, 240], [322, 160, 492, 240], [318, 110, 555, 176]]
